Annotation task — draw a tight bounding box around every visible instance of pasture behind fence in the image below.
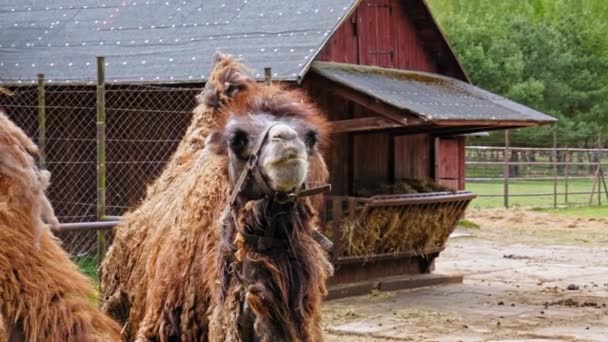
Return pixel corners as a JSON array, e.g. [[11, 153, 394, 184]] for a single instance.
[[466, 143, 608, 208]]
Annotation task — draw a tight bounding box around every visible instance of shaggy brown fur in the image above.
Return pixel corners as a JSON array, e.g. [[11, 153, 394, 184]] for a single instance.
[[0, 111, 121, 342], [101, 54, 331, 341]]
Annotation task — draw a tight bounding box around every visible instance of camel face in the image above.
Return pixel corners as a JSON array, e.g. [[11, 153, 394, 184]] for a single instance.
[[224, 113, 319, 197]]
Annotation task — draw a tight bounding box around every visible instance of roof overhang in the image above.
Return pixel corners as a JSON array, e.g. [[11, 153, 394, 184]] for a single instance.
[[309, 62, 557, 136]]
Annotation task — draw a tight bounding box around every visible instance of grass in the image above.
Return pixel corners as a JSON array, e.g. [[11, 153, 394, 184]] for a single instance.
[[532, 205, 608, 218], [457, 219, 480, 229], [77, 256, 99, 283], [466, 178, 605, 208]]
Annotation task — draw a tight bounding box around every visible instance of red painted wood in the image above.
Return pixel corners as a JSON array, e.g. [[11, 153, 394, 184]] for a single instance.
[[435, 137, 465, 190], [316, 13, 358, 63], [394, 134, 431, 180], [438, 138, 459, 178], [304, 78, 354, 195], [458, 136, 466, 190], [311, 0, 468, 194], [357, 0, 393, 68], [317, 0, 438, 72], [389, 0, 437, 72], [353, 132, 390, 192]]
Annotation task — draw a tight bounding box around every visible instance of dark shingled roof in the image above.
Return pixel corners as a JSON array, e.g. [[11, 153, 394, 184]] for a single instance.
[[0, 0, 358, 85], [311, 62, 557, 124]]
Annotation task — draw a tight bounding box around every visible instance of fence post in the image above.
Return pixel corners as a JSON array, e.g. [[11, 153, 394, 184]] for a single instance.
[[96, 57, 107, 264], [37, 74, 46, 169], [564, 148, 569, 204], [598, 133, 603, 206], [589, 133, 602, 206], [553, 128, 557, 208], [264, 67, 272, 85], [503, 130, 509, 209]]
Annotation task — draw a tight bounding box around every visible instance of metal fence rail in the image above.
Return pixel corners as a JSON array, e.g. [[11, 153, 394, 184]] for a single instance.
[[466, 143, 608, 208]]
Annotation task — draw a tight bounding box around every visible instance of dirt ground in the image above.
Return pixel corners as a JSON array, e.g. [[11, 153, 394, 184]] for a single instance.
[[323, 208, 608, 341]]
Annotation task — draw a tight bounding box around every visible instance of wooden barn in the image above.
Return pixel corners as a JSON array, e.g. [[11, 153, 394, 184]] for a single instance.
[[0, 0, 555, 288]]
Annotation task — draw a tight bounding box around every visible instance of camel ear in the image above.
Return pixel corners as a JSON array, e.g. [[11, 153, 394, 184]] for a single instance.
[[197, 52, 254, 109]]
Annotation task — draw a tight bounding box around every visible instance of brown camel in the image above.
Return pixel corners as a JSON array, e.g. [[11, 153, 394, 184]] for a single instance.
[[0, 110, 121, 342], [100, 53, 333, 341]]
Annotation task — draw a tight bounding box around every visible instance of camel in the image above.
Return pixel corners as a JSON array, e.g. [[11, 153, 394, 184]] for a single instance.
[[0, 110, 121, 342], [100, 53, 333, 341]]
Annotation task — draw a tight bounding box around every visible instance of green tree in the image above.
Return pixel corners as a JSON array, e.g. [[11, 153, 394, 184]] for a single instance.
[[429, 0, 608, 147]]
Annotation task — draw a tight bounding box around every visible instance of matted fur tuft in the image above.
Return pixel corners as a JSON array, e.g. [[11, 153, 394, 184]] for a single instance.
[[196, 52, 254, 109], [0, 112, 58, 242], [0, 111, 121, 341]]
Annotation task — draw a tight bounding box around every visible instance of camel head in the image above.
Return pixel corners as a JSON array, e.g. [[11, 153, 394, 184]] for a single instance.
[[202, 53, 330, 205]]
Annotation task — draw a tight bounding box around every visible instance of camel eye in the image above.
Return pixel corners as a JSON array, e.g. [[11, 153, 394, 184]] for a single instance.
[[304, 130, 319, 149], [229, 130, 249, 153]]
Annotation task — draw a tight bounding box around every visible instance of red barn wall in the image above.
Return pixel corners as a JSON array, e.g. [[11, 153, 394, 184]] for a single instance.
[[311, 0, 466, 193], [394, 134, 431, 181], [303, 80, 353, 195], [435, 137, 466, 190], [353, 133, 390, 191], [317, 0, 438, 72]]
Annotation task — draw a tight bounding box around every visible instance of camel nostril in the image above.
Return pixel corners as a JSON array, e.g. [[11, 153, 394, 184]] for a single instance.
[[269, 125, 297, 142]]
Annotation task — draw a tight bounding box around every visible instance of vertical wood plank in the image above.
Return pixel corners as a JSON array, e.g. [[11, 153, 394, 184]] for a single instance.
[[553, 129, 558, 208], [458, 136, 466, 190], [504, 130, 510, 209], [394, 134, 431, 180], [331, 199, 344, 258], [564, 148, 569, 204]]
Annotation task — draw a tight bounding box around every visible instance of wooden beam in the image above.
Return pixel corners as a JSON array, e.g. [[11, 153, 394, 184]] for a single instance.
[[330, 116, 403, 133], [372, 125, 520, 137], [309, 73, 423, 126], [432, 119, 548, 127], [327, 274, 463, 300]]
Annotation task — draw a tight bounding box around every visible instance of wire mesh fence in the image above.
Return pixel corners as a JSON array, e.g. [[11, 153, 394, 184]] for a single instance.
[[466, 146, 608, 208], [0, 79, 201, 265], [2, 69, 605, 267]]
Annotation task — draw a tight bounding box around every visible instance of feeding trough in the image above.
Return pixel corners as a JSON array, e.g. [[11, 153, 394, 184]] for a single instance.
[[323, 189, 476, 286]]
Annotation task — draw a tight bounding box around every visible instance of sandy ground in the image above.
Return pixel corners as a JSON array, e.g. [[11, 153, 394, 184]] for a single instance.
[[323, 208, 608, 341]]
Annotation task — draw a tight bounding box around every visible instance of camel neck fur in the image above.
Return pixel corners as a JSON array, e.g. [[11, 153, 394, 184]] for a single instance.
[[213, 197, 331, 341]]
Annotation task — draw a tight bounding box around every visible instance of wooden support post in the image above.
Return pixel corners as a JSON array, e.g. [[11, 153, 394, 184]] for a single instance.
[[599, 133, 603, 206], [37, 74, 46, 169], [598, 132, 608, 203], [552, 128, 557, 208], [331, 199, 344, 260], [264, 67, 272, 86], [564, 148, 569, 204], [589, 164, 599, 206], [96, 56, 107, 265], [589, 133, 603, 206], [503, 130, 509, 209]]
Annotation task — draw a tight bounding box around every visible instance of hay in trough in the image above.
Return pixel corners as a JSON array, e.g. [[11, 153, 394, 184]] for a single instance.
[[336, 179, 466, 257], [356, 178, 454, 197]]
